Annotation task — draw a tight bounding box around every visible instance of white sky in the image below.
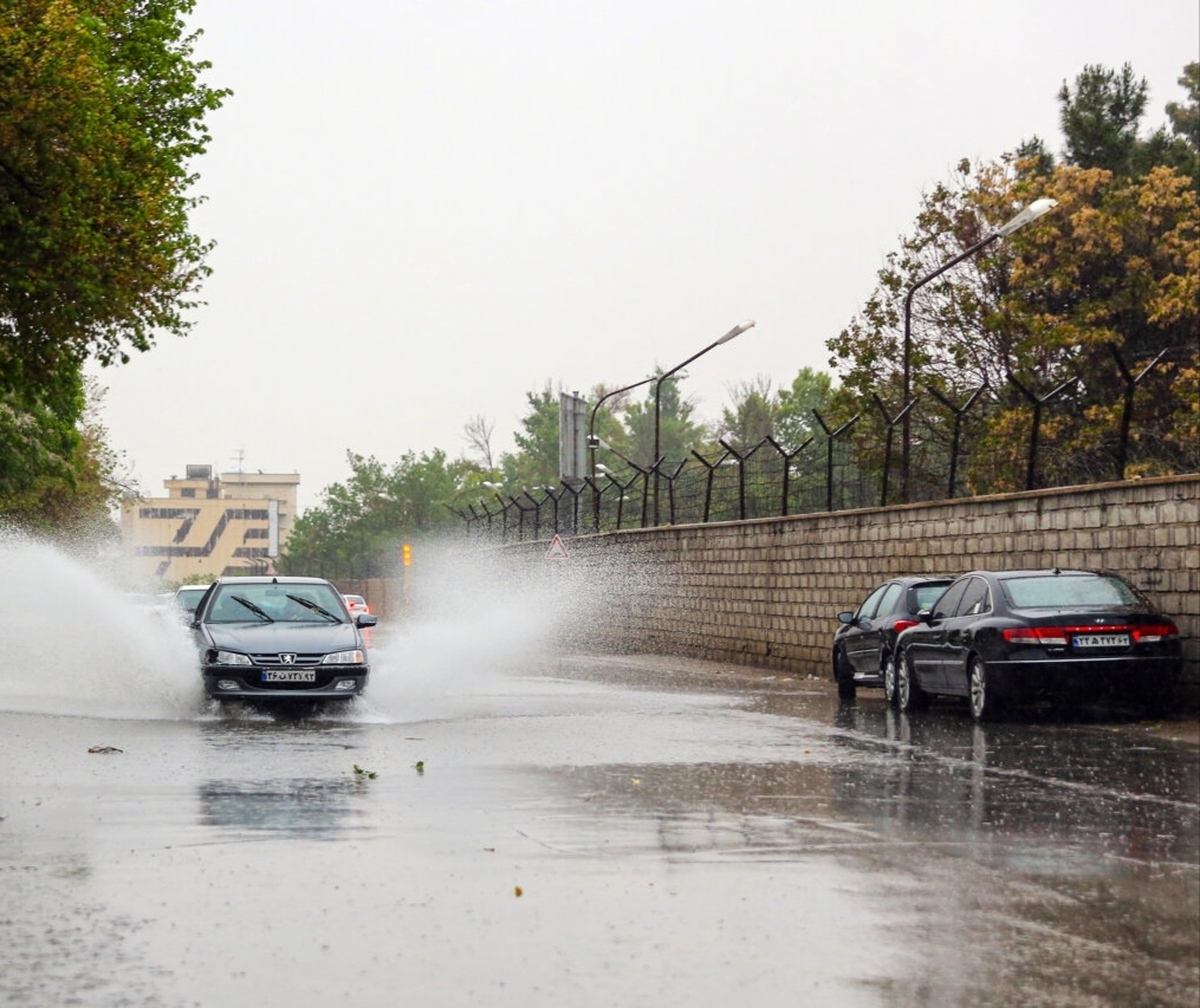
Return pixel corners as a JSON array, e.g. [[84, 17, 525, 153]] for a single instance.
[[92, 0, 1200, 513]]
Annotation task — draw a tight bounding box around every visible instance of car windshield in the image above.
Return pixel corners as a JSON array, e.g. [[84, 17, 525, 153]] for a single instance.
[[206, 583, 347, 624], [1002, 574, 1143, 609]]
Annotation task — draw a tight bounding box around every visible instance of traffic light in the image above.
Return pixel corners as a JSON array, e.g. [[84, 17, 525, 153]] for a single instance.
[[402, 543, 412, 567]]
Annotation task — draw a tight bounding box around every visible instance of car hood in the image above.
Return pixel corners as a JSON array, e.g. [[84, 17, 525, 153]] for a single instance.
[[202, 621, 361, 654]]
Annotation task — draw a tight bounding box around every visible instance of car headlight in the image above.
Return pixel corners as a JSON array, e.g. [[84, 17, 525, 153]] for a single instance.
[[213, 650, 252, 666], [322, 650, 365, 665]]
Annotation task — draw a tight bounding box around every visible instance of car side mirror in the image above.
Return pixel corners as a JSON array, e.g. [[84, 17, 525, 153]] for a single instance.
[[837, 611, 855, 625], [357, 613, 378, 627], [917, 609, 934, 625]]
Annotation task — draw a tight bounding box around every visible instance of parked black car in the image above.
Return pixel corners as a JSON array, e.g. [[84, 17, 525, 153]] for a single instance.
[[833, 577, 953, 701], [191, 576, 377, 707], [894, 568, 1182, 720]]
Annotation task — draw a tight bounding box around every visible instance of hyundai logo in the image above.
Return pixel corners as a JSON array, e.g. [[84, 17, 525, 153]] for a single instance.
[[279, 653, 297, 665]]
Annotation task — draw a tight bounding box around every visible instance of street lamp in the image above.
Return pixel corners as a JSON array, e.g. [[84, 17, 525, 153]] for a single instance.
[[588, 374, 658, 531], [900, 198, 1057, 501], [653, 319, 756, 524]]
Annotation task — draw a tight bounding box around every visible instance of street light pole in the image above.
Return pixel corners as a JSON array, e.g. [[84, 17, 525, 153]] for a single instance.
[[653, 319, 756, 525], [900, 198, 1057, 502], [588, 375, 656, 532]]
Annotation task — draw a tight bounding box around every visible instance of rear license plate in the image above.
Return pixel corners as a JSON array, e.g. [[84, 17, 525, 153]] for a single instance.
[[1073, 633, 1130, 649], [262, 669, 316, 682]]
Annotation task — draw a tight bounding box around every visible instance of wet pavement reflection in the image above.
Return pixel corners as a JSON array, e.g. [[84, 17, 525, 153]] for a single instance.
[[0, 653, 1195, 1007]]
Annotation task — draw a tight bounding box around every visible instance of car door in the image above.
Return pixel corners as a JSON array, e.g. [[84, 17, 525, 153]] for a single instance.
[[907, 578, 971, 691], [940, 576, 992, 695], [844, 583, 892, 674]]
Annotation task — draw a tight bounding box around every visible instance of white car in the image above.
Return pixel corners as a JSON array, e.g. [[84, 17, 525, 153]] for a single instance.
[[172, 584, 212, 619]]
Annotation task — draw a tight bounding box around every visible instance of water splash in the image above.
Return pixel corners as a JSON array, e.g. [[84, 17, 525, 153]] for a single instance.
[[0, 529, 203, 720]]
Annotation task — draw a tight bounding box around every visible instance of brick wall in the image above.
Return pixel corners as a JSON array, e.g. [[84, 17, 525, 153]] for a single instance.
[[495, 474, 1199, 696]]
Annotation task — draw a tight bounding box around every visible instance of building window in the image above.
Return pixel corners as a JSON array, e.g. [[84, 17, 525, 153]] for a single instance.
[[180, 488, 195, 498]]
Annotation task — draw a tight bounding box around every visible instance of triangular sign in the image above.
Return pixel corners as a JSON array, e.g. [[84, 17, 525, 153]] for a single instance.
[[544, 534, 570, 560]]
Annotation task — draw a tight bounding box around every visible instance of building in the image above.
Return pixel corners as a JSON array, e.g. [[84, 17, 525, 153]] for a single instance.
[[121, 464, 300, 585]]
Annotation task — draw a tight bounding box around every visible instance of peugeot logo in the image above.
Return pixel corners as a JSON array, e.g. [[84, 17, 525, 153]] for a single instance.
[[279, 653, 297, 665]]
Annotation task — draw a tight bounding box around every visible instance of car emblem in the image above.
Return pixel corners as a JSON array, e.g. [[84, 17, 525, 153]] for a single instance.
[[279, 653, 297, 665]]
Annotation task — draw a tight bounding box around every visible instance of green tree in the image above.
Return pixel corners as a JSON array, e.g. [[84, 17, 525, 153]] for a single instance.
[[282, 450, 464, 578], [0, 1, 227, 527], [775, 367, 833, 449], [498, 384, 561, 490], [623, 373, 706, 470], [717, 376, 777, 450]]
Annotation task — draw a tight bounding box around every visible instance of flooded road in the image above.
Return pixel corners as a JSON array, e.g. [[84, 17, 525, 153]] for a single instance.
[[1, 535, 1197, 1006]]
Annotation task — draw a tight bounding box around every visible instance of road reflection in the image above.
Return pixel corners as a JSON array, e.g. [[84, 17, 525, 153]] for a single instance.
[[195, 717, 372, 839]]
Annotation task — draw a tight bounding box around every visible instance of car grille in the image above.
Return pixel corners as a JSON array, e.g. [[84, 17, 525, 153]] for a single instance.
[[248, 652, 324, 667]]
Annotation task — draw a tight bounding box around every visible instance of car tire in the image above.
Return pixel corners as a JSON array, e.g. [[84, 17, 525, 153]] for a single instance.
[[882, 652, 899, 707], [834, 650, 857, 701], [968, 656, 1000, 722], [897, 651, 929, 712]]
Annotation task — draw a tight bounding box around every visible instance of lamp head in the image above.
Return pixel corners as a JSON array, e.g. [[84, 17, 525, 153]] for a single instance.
[[995, 198, 1058, 237], [717, 319, 757, 345]]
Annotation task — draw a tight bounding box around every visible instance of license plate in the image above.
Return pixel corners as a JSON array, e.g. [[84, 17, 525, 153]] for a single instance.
[[1073, 633, 1130, 649], [262, 669, 316, 682]]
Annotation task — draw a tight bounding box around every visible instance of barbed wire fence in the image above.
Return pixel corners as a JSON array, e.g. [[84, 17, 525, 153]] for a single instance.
[[455, 355, 1192, 543]]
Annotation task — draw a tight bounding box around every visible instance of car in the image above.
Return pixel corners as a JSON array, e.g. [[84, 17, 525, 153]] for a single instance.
[[833, 577, 953, 701], [342, 594, 370, 617], [190, 576, 378, 708], [171, 583, 212, 618], [894, 568, 1182, 721]]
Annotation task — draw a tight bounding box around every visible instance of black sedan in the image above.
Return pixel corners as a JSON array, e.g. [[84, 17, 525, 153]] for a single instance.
[[191, 576, 378, 707], [833, 577, 953, 701], [894, 569, 1182, 720]]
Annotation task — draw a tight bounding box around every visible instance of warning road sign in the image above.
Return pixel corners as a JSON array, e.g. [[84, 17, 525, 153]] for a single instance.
[[544, 534, 570, 560]]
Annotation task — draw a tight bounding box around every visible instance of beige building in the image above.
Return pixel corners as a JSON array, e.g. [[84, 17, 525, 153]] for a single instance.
[[121, 464, 300, 585]]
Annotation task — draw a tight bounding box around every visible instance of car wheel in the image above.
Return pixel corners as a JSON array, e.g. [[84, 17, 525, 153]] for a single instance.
[[897, 651, 929, 712], [968, 656, 1000, 722], [882, 652, 899, 707], [834, 649, 857, 701]]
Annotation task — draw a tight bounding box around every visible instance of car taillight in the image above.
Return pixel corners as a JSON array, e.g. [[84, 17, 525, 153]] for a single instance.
[[1004, 627, 1070, 646], [893, 619, 919, 633], [1131, 623, 1179, 642]]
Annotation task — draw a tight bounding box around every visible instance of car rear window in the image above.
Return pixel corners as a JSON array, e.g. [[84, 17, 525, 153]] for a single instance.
[[1002, 574, 1142, 609], [913, 582, 950, 611]]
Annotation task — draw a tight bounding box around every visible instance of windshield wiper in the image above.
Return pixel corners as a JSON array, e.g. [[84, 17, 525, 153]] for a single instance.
[[230, 595, 274, 622], [286, 594, 340, 622]]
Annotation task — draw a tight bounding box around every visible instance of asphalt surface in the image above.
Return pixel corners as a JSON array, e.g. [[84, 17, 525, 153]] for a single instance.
[[0, 645, 1197, 1008]]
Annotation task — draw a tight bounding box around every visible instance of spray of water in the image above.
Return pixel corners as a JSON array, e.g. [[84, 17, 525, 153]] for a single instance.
[[354, 542, 567, 723], [0, 529, 205, 720], [0, 528, 639, 725]]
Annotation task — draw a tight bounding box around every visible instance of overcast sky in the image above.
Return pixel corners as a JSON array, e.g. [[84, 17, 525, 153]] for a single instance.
[[92, 0, 1199, 512]]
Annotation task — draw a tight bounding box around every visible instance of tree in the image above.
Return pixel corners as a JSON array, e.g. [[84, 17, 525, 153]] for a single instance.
[[282, 450, 463, 578], [775, 367, 833, 449], [717, 376, 776, 450], [1, 0, 228, 377], [498, 384, 561, 490], [0, 1, 227, 526], [461, 414, 495, 471], [827, 63, 1199, 496], [1058, 63, 1148, 174], [623, 373, 706, 470]]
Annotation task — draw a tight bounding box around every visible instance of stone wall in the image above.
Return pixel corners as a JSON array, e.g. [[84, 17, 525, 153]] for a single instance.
[[497, 474, 1199, 696]]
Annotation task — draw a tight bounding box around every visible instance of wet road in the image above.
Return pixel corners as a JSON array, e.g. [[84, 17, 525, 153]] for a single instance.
[[0, 650, 1197, 1008]]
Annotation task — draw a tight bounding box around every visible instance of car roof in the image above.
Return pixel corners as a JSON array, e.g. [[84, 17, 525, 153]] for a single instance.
[[212, 575, 332, 586]]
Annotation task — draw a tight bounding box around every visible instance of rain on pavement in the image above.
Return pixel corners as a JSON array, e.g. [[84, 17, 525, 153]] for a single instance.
[[0, 535, 1197, 1007]]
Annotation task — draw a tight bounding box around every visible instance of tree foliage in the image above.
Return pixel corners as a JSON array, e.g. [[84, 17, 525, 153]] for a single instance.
[[281, 450, 464, 578], [827, 62, 1199, 497], [0, 0, 227, 527]]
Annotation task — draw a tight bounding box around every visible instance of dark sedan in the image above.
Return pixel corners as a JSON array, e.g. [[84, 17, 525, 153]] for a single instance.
[[833, 577, 953, 701], [191, 576, 378, 707], [894, 569, 1182, 720]]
